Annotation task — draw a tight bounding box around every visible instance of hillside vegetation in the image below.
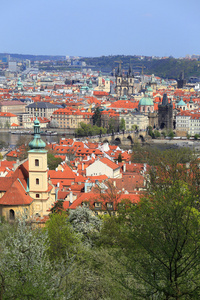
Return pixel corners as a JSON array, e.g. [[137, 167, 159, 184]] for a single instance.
[[81, 55, 200, 79]]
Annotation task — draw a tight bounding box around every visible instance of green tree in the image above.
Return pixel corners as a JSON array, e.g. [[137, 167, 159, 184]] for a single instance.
[[0, 218, 60, 299], [147, 126, 154, 138], [47, 153, 62, 170], [92, 107, 101, 127], [119, 118, 126, 131], [168, 129, 175, 139], [76, 122, 106, 137], [117, 181, 200, 299], [108, 118, 116, 133], [194, 134, 199, 140], [118, 153, 122, 162], [69, 205, 102, 245], [46, 212, 79, 261], [154, 129, 161, 138], [131, 124, 138, 130]]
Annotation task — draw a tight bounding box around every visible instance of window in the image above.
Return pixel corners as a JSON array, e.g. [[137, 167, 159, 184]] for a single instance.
[[36, 178, 39, 185], [36, 194, 40, 198], [107, 202, 113, 209], [35, 159, 39, 166]]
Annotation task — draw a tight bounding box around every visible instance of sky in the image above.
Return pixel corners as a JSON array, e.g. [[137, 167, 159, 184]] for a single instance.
[[0, 0, 200, 58]]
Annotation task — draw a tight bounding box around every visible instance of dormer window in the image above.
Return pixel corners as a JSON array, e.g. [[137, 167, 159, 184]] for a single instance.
[[94, 202, 101, 208], [107, 202, 113, 209]]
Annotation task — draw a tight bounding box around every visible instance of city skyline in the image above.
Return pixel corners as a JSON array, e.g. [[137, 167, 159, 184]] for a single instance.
[[1, 0, 200, 58]]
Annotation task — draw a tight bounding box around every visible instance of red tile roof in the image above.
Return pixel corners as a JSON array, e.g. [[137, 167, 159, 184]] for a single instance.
[[100, 157, 120, 170], [0, 179, 33, 206]]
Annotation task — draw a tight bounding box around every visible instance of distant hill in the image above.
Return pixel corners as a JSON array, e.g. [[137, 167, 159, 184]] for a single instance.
[[80, 55, 200, 80], [1, 53, 200, 80], [0, 53, 65, 61]]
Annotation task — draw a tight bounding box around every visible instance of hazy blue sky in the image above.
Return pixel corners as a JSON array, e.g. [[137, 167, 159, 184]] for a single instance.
[[0, 0, 199, 57]]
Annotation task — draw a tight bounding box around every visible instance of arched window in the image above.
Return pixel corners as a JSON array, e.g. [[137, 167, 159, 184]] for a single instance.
[[35, 159, 39, 166], [9, 209, 15, 221], [36, 178, 39, 185]]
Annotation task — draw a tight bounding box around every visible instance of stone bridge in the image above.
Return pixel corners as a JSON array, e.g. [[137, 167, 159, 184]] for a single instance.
[[86, 130, 147, 145]]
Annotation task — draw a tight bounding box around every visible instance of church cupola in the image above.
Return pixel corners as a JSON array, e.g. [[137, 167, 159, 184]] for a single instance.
[[29, 116, 46, 150]]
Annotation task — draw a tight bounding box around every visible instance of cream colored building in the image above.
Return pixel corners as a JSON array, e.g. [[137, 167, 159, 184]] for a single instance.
[[52, 108, 93, 129], [86, 157, 121, 178], [0, 100, 26, 114], [120, 112, 149, 130], [95, 72, 111, 93], [0, 112, 19, 128]]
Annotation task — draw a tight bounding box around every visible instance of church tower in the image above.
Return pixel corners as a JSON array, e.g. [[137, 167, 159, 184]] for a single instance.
[[28, 116, 54, 217], [98, 71, 103, 88], [127, 64, 134, 95]]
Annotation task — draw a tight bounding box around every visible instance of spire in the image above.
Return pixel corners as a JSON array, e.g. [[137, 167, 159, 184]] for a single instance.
[[29, 106, 46, 150], [162, 93, 168, 106], [116, 65, 122, 77], [128, 64, 132, 77]]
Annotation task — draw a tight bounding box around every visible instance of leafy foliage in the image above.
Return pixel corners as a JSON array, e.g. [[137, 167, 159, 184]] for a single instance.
[[80, 55, 200, 79], [0, 218, 60, 299], [47, 152, 62, 170], [69, 205, 102, 245], [75, 122, 106, 137], [46, 212, 79, 261], [119, 118, 126, 131], [92, 107, 101, 127], [116, 181, 200, 299]]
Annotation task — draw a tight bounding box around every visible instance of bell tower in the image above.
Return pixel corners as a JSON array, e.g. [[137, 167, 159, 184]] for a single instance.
[[28, 116, 50, 217]]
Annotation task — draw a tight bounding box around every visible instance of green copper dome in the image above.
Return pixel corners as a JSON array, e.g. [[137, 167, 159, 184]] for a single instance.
[[29, 116, 46, 149], [139, 95, 154, 106], [177, 99, 186, 106]]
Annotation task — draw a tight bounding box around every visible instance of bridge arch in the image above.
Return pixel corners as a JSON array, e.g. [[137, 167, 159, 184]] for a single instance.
[[114, 137, 121, 144], [127, 135, 133, 144], [139, 135, 145, 142]]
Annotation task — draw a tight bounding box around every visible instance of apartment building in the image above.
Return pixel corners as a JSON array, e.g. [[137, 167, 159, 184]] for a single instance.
[[52, 108, 93, 128]]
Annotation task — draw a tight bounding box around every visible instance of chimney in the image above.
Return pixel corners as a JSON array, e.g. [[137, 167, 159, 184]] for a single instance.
[[113, 181, 116, 187], [129, 161, 131, 165], [82, 163, 84, 171], [123, 163, 126, 173]]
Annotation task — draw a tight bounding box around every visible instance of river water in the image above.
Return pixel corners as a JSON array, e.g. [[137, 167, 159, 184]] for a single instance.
[[0, 132, 198, 152], [0, 132, 68, 148]]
